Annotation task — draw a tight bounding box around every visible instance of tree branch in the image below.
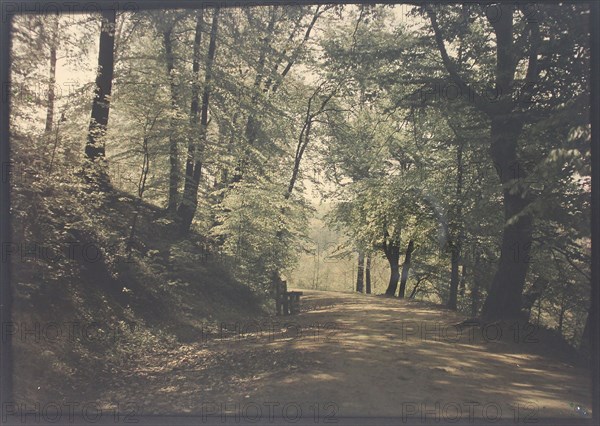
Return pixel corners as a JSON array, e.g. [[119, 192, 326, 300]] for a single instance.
[[426, 6, 491, 116]]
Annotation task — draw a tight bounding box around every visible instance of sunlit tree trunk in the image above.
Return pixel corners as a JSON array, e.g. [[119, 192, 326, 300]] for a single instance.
[[162, 26, 180, 214], [85, 9, 116, 162], [356, 251, 365, 293], [178, 9, 220, 234], [365, 255, 372, 294], [45, 14, 59, 133], [398, 240, 414, 298]]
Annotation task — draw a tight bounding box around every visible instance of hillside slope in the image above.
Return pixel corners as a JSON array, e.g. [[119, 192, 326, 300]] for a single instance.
[[11, 186, 265, 404]]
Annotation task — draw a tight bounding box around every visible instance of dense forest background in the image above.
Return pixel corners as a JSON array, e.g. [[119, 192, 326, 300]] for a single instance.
[[7, 3, 592, 403]]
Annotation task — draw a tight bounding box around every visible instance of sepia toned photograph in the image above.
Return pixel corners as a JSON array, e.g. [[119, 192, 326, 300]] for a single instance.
[[1, 0, 598, 424]]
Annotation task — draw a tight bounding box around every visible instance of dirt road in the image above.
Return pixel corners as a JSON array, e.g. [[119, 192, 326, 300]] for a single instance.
[[98, 290, 592, 421]]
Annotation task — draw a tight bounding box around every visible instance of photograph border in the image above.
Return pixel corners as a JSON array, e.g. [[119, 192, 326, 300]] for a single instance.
[[0, 0, 598, 424]]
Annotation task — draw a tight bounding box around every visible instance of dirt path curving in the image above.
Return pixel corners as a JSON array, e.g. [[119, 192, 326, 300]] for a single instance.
[[97, 290, 592, 421]]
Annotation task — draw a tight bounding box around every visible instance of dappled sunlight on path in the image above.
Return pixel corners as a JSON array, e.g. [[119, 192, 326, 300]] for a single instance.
[[97, 290, 592, 419]]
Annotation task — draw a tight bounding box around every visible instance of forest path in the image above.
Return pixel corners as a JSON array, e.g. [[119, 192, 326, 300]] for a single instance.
[[98, 290, 591, 420]]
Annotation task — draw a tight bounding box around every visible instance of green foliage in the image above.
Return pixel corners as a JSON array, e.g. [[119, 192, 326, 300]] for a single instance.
[[211, 179, 311, 293]]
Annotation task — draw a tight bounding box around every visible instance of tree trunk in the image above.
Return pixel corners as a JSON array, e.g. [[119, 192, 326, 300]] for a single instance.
[[178, 9, 220, 234], [471, 256, 481, 318], [447, 242, 460, 309], [356, 251, 365, 293], [163, 27, 180, 214], [458, 264, 467, 296], [447, 140, 464, 309], [580, 309, 591, 353], [429, 5, 537, 323], [85, 9, 116, 162], [383, 228, 401, 296], [558, 307, 565, 335], [481, 8, 534, 322], [126, 136, 150, 255], [233, 8, 277, 183], [45, 14, 59, 133], [365, 254, 372, 294], [177, 10, 203, 229], [409, 279, 421, 299], [386, 261, 400, 297], [471, 284, 480, 318], [398, 240, 414, 298], [522, 277, 548, 322], [481, 116, 533, 321]]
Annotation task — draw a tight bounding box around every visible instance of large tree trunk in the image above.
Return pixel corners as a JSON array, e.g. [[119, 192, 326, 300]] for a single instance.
[[356, 251, 365, 293], [398, 240, 414, 298], [383, 228, 401, 296], [479, 8, 535, 322], [386, 262, 400, 297], [163, 27, 180, 214], [178, 9, 220, 234], [429, 5, 538, 323], [45, 14, 59, 133], [365, 255, 372, 294], [85, 9, 116, 162], [481, 117, 533, 321]]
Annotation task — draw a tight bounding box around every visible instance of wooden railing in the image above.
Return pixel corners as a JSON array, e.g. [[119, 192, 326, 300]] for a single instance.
[[273, 278, 303, 316]]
